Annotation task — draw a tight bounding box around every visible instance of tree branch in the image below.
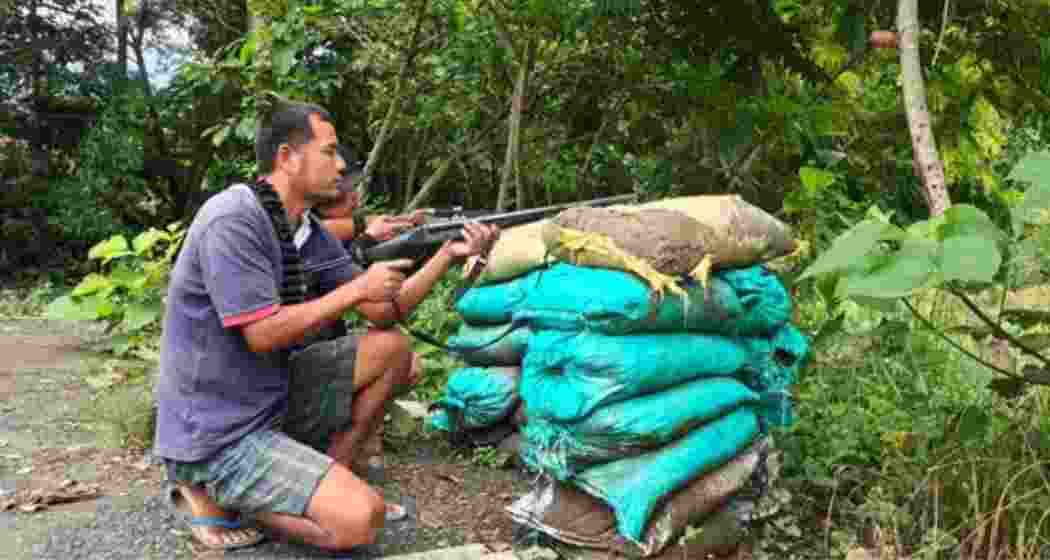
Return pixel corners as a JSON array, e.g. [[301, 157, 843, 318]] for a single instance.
[[358, 0, 430, 198], [947, 288, 1050, 367], [902, 299, 1036, 383]]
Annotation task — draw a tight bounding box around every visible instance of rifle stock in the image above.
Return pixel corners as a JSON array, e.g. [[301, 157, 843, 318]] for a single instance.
[[353, 193, 637, 268]]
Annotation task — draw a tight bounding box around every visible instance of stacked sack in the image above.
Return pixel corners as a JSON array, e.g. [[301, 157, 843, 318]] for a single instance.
[[428, 195, 809, 557]]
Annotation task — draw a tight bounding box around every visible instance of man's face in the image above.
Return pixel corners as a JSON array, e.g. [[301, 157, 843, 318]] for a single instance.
[[286, 114, 345, 205]]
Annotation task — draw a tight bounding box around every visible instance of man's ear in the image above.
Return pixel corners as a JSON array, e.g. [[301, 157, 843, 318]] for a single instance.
[[275, 144, 301, 175]]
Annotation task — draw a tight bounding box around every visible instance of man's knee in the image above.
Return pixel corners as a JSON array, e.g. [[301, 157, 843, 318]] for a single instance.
[[327, 495, 384, 549], [365, 328, 411, 360], [309, 465, 386, 549]]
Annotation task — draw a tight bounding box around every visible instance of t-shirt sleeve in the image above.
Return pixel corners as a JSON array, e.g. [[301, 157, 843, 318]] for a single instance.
[[200, 216, 281, 328]]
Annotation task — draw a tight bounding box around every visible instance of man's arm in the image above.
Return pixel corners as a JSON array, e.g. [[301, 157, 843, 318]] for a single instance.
[[353, 222, 497, 324], [321, 215, 361, 242], [241, 281, 365, 354], [353, 244, 457, 325]]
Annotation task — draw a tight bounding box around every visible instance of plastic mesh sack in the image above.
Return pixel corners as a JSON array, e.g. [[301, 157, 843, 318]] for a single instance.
[[737, 324, 810, 428], [520, 377, 759, 480], [572, 406, 760, 542], [521, 330, 752, 423], [427, 366, 521, 432], [446, 323, 531, 367], [507, 437, 770, 557], [456, 263, 790, 337]]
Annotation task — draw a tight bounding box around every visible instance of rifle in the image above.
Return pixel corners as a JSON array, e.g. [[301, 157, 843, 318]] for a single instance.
[[422, 207, 492, 221], [353, 193, 638, 268]]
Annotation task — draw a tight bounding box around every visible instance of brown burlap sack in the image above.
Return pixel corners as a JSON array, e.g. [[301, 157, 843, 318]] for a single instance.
[[470, 195, 798, 289], [466, 220, 553, 285], [638, 195, 797, 267], [542, 207, 719, 296], [507, 438, 770, 557]]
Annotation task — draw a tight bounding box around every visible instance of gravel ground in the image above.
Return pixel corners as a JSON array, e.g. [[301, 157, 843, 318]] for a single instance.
[[25, 493, 420, 560], [0, 318, 523, 560]]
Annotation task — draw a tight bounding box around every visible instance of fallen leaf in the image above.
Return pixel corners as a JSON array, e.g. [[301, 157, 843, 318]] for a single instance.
[[18, 504, 44, 513]]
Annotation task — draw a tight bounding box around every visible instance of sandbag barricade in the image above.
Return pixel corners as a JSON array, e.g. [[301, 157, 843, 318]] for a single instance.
[[427, 195, 808, 557]]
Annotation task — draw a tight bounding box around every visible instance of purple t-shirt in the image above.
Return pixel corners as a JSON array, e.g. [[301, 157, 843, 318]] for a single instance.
[[153, 184, 361, 462]]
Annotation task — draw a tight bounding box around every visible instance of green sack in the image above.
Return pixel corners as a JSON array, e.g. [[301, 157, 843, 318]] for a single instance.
[[572, 406, 760, 542], [456, 263, 791, 337], [428, 366, 521, 432], [521, 330, 751, 423], [521, 377, 759, 480], [447, 323, 531, 367]]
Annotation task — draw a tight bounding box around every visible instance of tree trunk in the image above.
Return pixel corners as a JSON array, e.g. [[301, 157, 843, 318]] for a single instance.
[[401, 129, 430, 211], [497, 39, 535, 211], [898, 0, 950, 217], [358, 0, 429, 199], [131, 2, 153, 99], [116, 0, 128, 80], [247, 0, 275, 114], [406, 136, 488, 211]]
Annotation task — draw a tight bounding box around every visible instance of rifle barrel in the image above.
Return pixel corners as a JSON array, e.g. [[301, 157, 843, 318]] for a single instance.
[[423, 193, 637, 231]]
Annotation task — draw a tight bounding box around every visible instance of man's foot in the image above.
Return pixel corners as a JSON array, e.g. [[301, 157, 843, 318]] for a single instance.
[[168, 484, 265, 550]]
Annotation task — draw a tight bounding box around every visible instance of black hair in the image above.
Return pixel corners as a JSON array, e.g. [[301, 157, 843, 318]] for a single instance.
[[255, 102, 334, 174]]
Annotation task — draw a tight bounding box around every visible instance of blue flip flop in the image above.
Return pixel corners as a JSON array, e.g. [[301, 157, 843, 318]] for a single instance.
[[167, 485, 265, 550]]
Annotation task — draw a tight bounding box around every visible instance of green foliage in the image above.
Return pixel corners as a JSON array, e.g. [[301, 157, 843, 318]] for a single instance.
[[80, 372, 156, 450], [799, 152, 1050, 310], [402, 273, 469, 402], [45, 223, 186, 358], [0, 279, 66, 319], [470, 445, 511, 469]]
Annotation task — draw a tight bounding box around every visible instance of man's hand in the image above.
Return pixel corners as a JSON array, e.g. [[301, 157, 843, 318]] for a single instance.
[[354, 259, 415, 302], [445, 222, 500, 259], [364, 209, 426, 241]]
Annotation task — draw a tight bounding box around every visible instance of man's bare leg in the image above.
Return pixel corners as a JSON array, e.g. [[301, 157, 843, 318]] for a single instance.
[[325, 328, 412, 468], [254, 462, 386, 550]]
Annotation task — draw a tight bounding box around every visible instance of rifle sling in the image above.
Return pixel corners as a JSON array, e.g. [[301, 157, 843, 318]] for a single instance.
[[391, 299, 527, 358]]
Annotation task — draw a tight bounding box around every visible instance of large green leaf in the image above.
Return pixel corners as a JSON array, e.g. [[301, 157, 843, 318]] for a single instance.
[[71, 273, 113, 297], [939, 235, 1001, 284], [938, 204, 1003, 242], [107, 266, 142, 290], [799, 167, 836, 194], [239, 33, 258, 65], [841, 239, 937, 299], [799, 220, 899, 280], [273, 45, 296, 77], [133, 228, 168, 256], [44, 296, 98, 321], [87, 296, 117, 319], [1012, 151, 1050, 231], [122, 302, 161, 332], [88, 236, 131, 262], [1009, 151, 1050, 187]]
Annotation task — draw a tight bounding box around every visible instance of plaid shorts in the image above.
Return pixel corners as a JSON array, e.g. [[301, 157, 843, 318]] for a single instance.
[[168, 334, 359, 516]]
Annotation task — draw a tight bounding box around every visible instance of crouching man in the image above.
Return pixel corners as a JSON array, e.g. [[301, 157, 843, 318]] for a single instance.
[[153, 101, 498, 551]]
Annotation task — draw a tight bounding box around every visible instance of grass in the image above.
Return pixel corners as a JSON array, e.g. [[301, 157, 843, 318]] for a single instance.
[[0, 278, 66, 319], [778, 286, 1050, 558]]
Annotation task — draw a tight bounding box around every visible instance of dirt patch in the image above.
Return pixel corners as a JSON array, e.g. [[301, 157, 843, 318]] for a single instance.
[[0, 334, 86, 373], [2, 446, 164, 515], [384, 436, 532, 549]]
